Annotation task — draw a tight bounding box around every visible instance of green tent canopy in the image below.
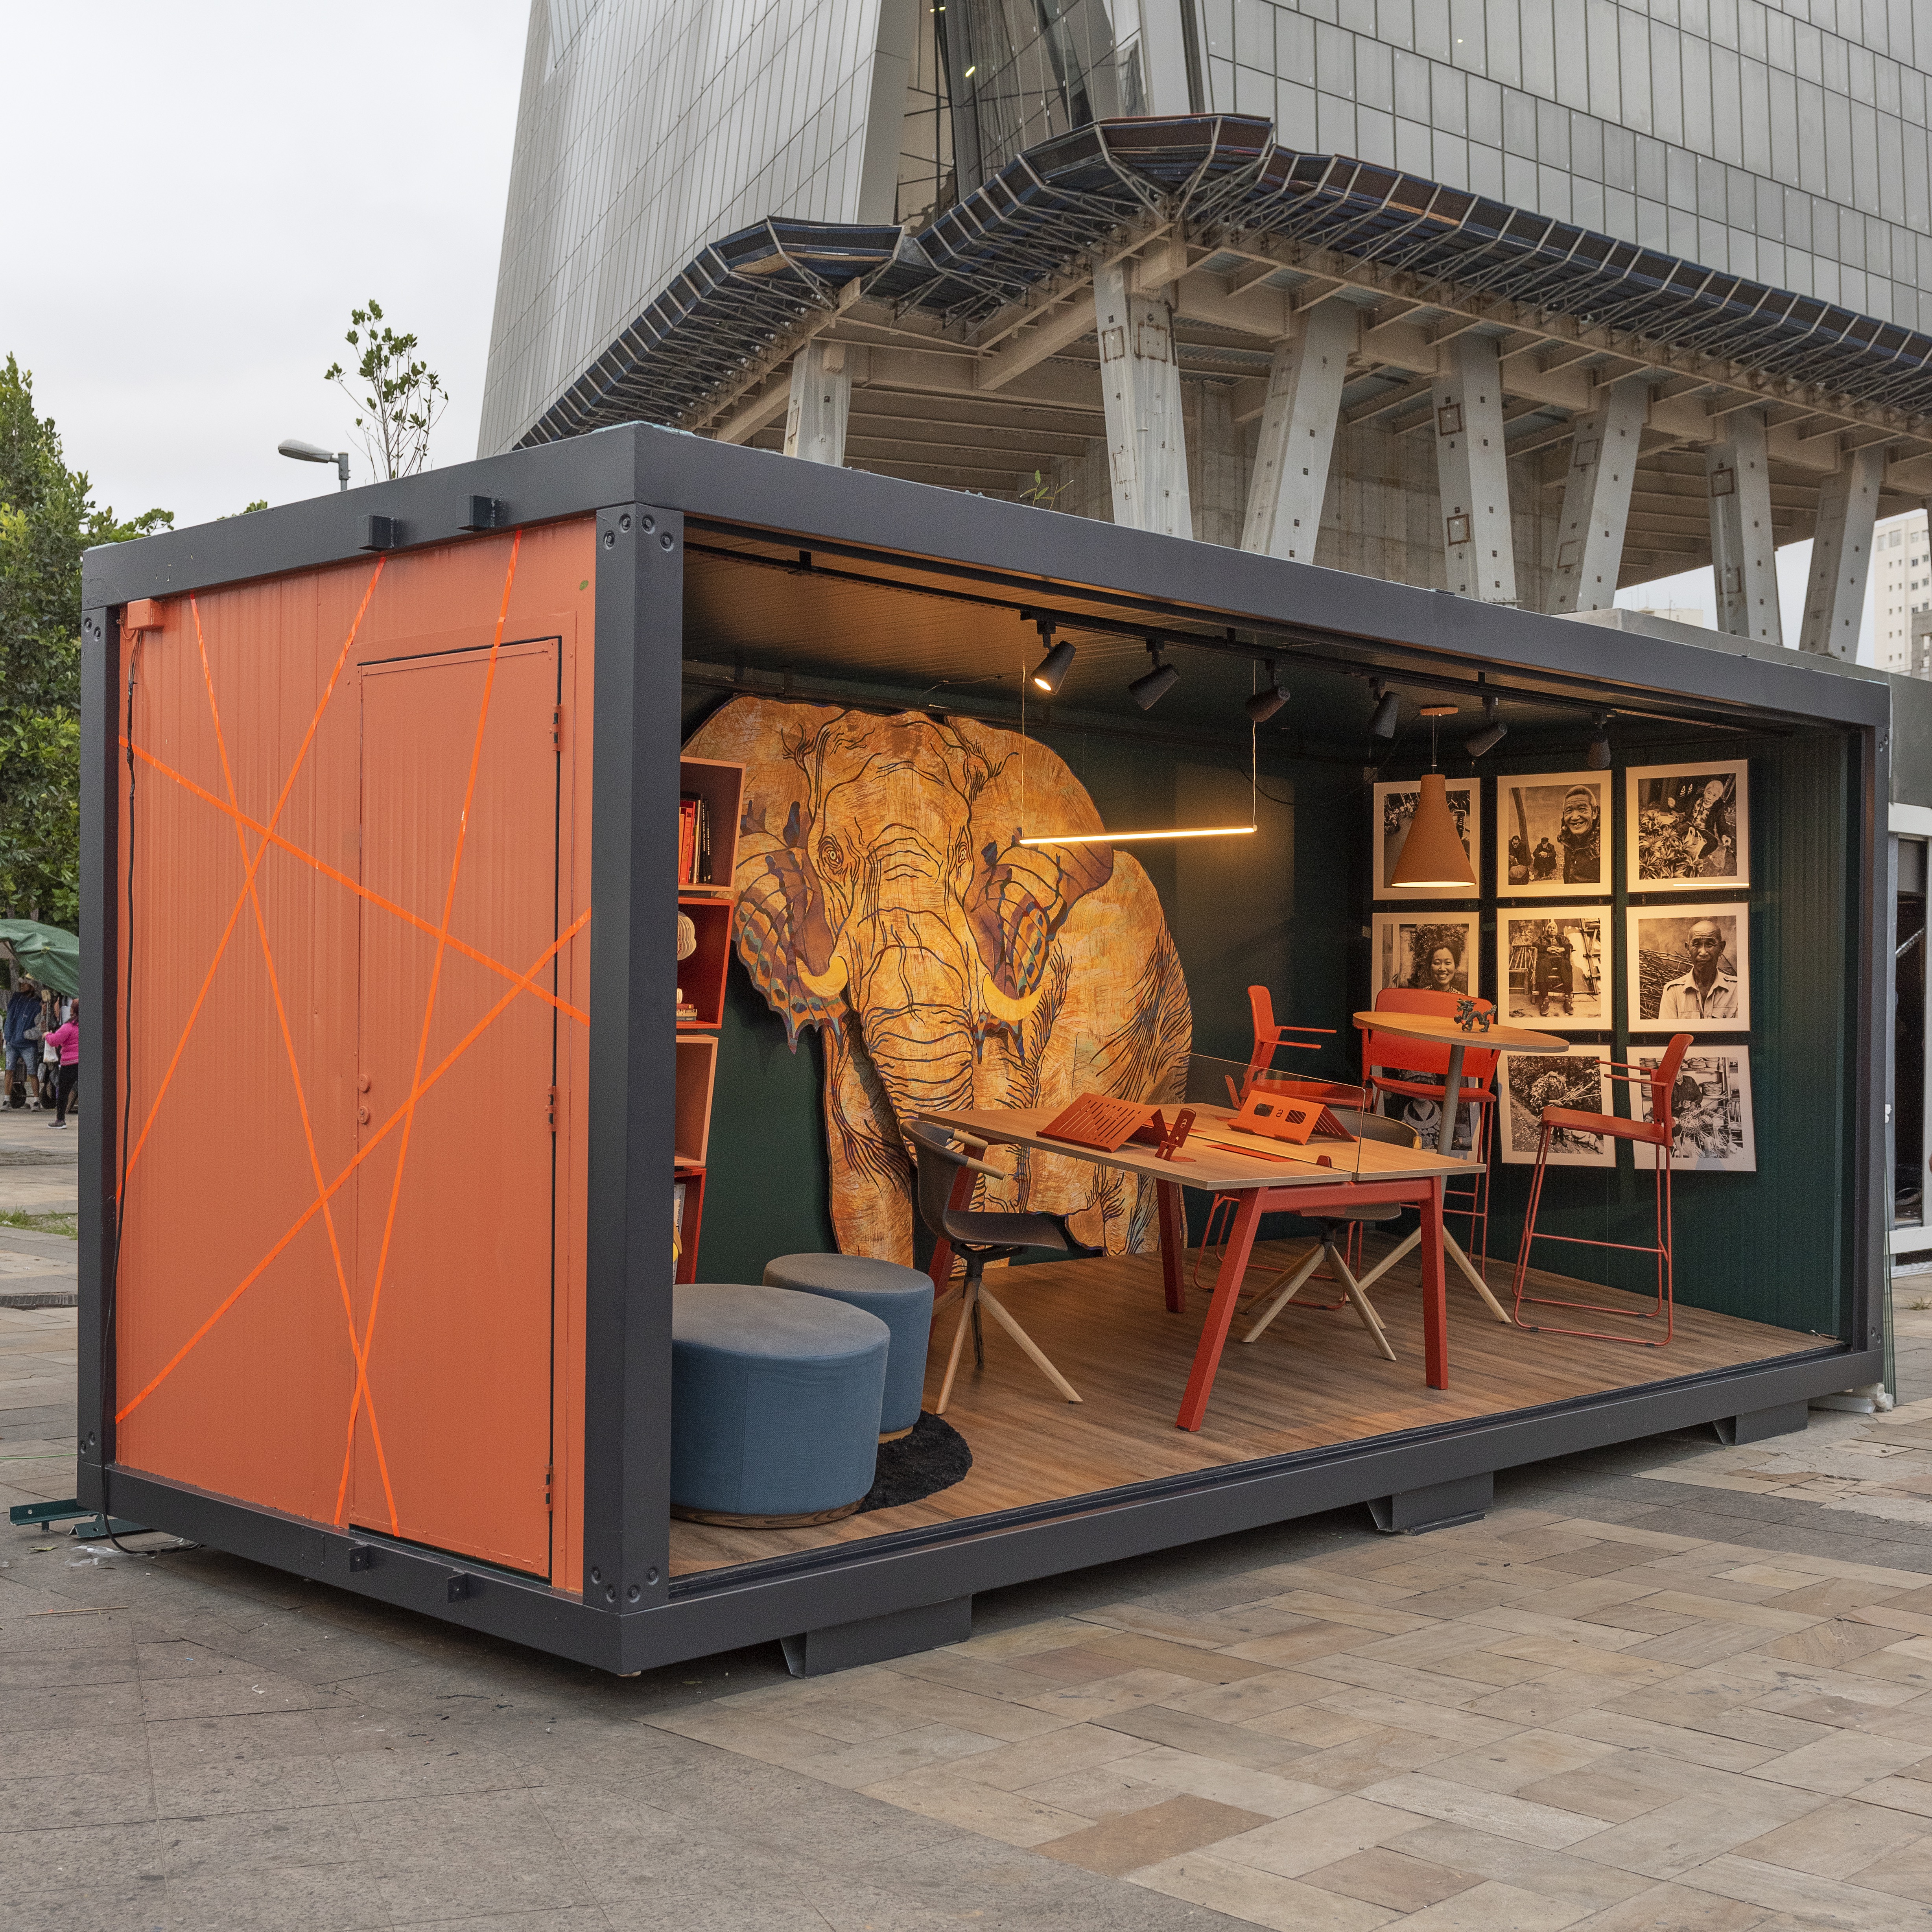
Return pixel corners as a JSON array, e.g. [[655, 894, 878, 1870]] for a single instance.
[[0, 920, 80, 998]]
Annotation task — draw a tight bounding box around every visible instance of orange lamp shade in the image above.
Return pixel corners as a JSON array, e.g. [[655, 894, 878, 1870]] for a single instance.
[[1391, 772, 1477, 889]]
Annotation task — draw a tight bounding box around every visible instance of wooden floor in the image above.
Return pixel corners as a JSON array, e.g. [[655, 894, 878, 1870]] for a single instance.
[[667, 1238, 1825, 1579]]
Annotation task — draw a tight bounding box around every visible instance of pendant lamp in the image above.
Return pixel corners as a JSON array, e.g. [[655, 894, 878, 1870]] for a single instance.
[[1390, 706, 1478, 890]]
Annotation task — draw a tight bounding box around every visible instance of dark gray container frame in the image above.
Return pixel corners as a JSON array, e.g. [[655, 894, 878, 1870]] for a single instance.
[[77, 426, 1888, 1677]]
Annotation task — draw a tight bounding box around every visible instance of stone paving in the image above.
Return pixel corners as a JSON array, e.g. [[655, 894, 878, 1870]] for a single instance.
[[2, 1256, 1930, 1926], [0, 1099, 79, 1311]]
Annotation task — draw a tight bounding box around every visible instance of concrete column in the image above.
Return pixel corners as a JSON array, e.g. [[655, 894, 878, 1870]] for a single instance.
[[1547, 376, 1648, 614], [1094, 258, 1192, 538], [1432, 334, 1517, 603], [1241, 302, 1352, 562], [1799, 442, 1885, 658], [784, 340, 850, 467], [1707, 409, 1782, 645], [1185, 382, 1243, 547]]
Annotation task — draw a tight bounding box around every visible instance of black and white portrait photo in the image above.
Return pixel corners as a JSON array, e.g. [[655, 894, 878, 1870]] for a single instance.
[[1498, 910, 1607, 1028], [1626, 760, 1749, 890], [1627, 903, 1750, 1033], [1372, 914, 1480, 999], [1498, 772, 1604, 896]]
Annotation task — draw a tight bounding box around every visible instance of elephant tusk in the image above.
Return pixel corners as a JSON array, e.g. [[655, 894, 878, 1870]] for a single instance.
[[797, 957, 850, 999]]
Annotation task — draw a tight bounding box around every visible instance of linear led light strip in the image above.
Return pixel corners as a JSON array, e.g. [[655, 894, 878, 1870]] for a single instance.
[[1017, 825, 1256, 846]]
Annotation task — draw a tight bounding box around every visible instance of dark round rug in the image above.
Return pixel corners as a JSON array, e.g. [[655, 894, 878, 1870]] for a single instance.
[[858, 1412, 972, 1513]]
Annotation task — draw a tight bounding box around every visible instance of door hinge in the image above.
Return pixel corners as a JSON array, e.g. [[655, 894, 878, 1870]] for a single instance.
[[544, 1464, 553, 1511], [551, 704, 564, 750], [546, 1085, 559, 1132]]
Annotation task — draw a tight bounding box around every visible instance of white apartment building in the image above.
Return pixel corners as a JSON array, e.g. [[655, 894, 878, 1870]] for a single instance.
[[1876, 510, 1932, 672]]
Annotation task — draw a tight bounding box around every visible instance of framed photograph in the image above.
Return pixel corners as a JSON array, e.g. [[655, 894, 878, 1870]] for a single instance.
[[1499, 1050, 1615, 1166], [1627, 902, 1749, 1033], [1373, 778, 1480, 900], [1497, 771, 1606, 895], [1629, 1045, 1756, 1172], [1496, 907, 1609, 1030], [1372, 912, 1480, 1000], [1626, 760, 1748, 890]]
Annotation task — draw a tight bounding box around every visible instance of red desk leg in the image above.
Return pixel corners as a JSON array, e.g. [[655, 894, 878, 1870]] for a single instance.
[[1420, 1175, 1449, 1390], [1157, 1179, 1187, 1313], [1175, 1189, 1263, 1432]]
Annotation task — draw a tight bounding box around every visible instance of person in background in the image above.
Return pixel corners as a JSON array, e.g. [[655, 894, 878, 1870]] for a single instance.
[[45, 999, 78, 1129], [4, 975, 42, 1110]]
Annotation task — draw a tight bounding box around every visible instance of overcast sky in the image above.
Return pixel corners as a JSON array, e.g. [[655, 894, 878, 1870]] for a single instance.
[[4, 3, 528, 531], [3, 6, 1882, 657]]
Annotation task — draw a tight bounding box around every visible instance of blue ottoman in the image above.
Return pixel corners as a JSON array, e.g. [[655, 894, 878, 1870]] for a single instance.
[[671, 1285, 889, 1526], [763, 1254, 935, 1438]]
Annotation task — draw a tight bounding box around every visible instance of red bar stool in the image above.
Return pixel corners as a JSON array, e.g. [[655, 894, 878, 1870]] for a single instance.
[[1512, 1033, 1693, 1348]]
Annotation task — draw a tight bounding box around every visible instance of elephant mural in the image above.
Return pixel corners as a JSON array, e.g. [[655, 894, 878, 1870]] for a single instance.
[[684, 699, 1192, 1265]]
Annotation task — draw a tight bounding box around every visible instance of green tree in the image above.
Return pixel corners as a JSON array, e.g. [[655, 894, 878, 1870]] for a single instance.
[[0, 354, 171, 925], [325, 299, 448, 481]]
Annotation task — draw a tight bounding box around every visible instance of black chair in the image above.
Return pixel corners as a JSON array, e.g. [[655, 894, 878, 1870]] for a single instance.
[[906, 1120, 1088, 1414], [1237, 1110, 1420, 1361]]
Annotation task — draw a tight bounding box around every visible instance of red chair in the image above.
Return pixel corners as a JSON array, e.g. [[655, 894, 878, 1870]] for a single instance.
[[1246, 985, 1331, 1081], [1512, 1033, 1693, 1348], [1361, 988, 1500, 1278]]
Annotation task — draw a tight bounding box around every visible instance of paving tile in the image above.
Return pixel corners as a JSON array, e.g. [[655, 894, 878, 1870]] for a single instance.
[[1357, 1772, 1612, 1849], [1268, 1725, 1462, 1792], [1761, 1619, 1905, 1669], [857, 1765, 1093, 1848], [1299, 1844, 1478, 1911], [1852, 1777, 1932, 1820], [1113, 1745, 1336, 1819], [1626, 1623, 1783, 1669], [1381, 1821, 1671, 1915], [789, 1721, 1010, 1791], [1077, 1631, 1279, 1683], [1423, 1727, 1617, 1795], [1389, 1877, 1593, 1930], [1158, 1669, 1333, 1724], [945, 1721, 1152, 1792], [1514, 1749, 1709, 1824], [1097, 1702, 1313, 1772], [1568, 1786, 1827, 1880], [1014, 1667, 1206, 1723], [1856, 1831, 1932, 1904], [1731, 1795, 1926, 1880], [1770, 1578, 1914, 1617], [1743, 1728, 1932, 1796], [1129, 1847, 1399, 1929], [1239, 1705, 1384, 1750], [1672, 1851, 1932, 1930], [1560, 1880, 1770, 1930], [1034, 1792, 1271, 1877], [1017, 1762, 1178, 1820], [1211, 1793, 1425, 1877], [348, 1788, 593, 1921], [1224, 1621, 1393, 1667]]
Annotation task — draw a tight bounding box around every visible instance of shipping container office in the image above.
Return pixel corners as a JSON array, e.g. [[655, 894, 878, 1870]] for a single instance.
[[77, 426, 1886, 1676]]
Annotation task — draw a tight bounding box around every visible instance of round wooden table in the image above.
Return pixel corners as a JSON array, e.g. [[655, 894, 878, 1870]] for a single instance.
[[1352, 1009, 1567, 1155]]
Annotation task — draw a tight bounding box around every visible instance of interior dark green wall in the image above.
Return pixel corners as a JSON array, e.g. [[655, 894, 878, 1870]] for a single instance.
[[687, 680, 1856, 1344]]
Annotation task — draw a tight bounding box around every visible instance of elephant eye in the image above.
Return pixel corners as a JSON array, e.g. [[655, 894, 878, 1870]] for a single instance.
[[817, 835, 846, 876]]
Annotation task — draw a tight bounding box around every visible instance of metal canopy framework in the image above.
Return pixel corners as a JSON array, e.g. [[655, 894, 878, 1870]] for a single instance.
[[522, 115, 1932, 469]]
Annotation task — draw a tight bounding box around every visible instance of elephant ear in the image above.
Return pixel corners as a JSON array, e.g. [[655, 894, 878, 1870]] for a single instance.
[[962, 836, 1114, 1016], [732, 795, 848, 1048]]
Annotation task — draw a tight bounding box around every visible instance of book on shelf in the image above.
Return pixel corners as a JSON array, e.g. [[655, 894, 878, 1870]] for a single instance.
[[678, 793, 713, 887]]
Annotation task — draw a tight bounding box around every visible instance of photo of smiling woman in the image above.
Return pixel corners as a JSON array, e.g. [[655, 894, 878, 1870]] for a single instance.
[[1373, 913, 1479, 999], [1497, 771, 1605, 898]]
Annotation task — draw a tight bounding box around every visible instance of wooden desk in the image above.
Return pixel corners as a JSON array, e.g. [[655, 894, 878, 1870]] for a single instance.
[[920, 1104, 1470, 1431]]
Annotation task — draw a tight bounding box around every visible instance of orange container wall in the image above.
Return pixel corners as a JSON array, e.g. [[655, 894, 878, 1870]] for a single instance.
[[111, 521, 596, 1588]]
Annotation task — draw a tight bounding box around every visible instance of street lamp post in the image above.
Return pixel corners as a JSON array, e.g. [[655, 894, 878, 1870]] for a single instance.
[[278, 439, 350, 491]]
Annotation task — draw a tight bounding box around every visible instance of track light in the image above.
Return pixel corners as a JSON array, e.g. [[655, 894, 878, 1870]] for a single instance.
[[1128, 642, 1179, 711], [1245, 661, 1289, 723], [1031, 637, 1076, 694], [1369, 680, 1400, 739], [1464, 695, 1507, 758], [1587, 713, 1613, 769]]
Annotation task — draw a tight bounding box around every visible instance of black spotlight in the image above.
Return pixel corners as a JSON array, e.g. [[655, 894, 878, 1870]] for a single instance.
[[1031, 638, 1076, 694], [1464, 695, 1507, 758], [1245, 660, 1289, 723], [1587, 713, 1613, 770], [1369, 679, 1400, 739], [1129, 642, 1180, 711]]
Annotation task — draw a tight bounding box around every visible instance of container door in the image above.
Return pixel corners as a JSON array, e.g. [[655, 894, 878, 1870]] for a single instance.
[[351, 640, 560, 1575]]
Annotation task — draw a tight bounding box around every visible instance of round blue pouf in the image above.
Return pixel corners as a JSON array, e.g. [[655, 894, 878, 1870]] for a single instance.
[[671, 1285, 889, 1525], [762, 1253, 935, 1437]]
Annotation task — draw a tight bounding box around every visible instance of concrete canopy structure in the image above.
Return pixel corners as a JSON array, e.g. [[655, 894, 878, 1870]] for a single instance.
[[481, 3, 1932, 648]]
